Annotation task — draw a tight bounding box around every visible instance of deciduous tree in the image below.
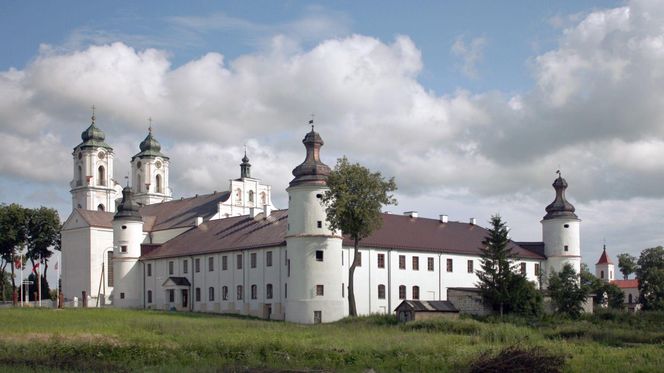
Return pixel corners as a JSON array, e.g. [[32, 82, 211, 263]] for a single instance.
[[321, 157, 397, 316], [636, 246, 664, 311], [548, 264, 588, 318], [617, 253, 637, 280], [26, 207, 61, 281], [0, 204, 28, 296]]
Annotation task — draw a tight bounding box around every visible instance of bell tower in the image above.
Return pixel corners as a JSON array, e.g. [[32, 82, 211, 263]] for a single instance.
[[542, 171, 581, 284], [70, 107, 120, 212], [284, 124, 345, 324], [131, 121, 172, 206]]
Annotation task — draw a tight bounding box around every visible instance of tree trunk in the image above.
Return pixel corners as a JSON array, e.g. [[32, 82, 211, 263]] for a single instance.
[[10, 256, 16, 292], [348, 238, 360, 317], [0, 261, 6, 301]]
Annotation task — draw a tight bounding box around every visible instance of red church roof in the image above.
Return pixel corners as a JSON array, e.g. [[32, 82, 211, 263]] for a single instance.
[[596, 246, 613, 265], [611, 279, 639, 289]]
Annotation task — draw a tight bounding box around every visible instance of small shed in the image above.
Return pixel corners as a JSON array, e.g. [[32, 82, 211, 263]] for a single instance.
[[394, 300, 459, 322]]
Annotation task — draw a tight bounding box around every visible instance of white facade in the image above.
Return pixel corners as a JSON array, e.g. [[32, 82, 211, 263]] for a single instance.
[[112, 216, 144, 308], [542, 217, 581, 278], [213, 177, 275, 218], [70, 142, 121, 212], [131, 155, 172, 206]]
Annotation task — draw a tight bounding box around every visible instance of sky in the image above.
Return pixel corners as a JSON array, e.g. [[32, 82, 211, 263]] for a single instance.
[[2, 0, 663, 278]]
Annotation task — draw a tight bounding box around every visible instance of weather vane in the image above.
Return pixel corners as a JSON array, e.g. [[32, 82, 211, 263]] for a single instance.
[[309, 114, 315, 130], [148, 117, 153, 134]]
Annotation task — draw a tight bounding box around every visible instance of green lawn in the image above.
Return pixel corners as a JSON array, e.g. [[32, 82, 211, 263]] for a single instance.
[[0, 308, 662, 372]]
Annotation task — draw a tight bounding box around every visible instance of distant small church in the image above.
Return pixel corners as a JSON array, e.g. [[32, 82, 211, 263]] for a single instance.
[[595, 246, 640, 311], [62, 110, 584, 323]]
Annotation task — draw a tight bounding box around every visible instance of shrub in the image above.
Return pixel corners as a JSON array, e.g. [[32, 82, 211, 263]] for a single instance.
[[469, 345, 566, 373]]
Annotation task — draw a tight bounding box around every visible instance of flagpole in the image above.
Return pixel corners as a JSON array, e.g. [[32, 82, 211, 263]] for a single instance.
[[38, 254, 42, 307], [19, 252, 23, 307]]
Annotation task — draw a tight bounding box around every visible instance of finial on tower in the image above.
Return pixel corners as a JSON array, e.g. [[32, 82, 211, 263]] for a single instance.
[[556, 169, 561, 178], [309, 114, 315, 131], [125, 175, 129, 187], [148, 117, 153, 134], [91, 104, 96, 124]]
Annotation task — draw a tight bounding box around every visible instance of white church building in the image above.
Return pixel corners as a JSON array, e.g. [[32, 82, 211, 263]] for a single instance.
[[62, 113, 582, 324]]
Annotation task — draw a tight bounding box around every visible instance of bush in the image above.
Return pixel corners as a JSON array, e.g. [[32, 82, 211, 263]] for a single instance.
[[470, 345, 566, 373]]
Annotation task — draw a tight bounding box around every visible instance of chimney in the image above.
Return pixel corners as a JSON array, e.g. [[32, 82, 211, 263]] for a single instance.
[[195, 217, 203, 226], [440, 214, 448, 223], [263, 204, 271, 218], [249, 207, 257, 218], [404, 211, 418, 218], [470, 218, 476, 225]]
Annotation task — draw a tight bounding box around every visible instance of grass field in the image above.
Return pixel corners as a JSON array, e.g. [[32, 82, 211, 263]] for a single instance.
[[0, 308, 663, 372]]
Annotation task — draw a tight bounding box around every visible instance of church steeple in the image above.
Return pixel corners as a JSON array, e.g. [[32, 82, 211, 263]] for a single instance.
[[240, 147, 251, 179], [131, 119, 172, 206], [543, 171, 577, 220]]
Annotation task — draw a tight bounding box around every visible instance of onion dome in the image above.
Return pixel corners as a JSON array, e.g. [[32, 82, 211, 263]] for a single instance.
[[76, 112, 112, 150], [240, 150, 251, 179], [596, 245, 613, 265], [133, 126, 168, 160], [290, 125, 331, 186], [114, 186, 142, 221], [543, 173, 578, 220]]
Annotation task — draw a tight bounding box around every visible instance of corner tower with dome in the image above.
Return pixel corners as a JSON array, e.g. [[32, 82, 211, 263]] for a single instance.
[[541, 172, 582, 281]]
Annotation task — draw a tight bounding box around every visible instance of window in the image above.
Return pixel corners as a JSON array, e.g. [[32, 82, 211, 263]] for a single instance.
[[342, 283, 344, 298], [356, 252, 362, 267], [155, 174, 162, 193], [316, 250, 324, 262], [564, 245, 569, 252], [107, 252, 114, 287], [428, 257, 434, 271], [284, 283, 288, 299], [208, 257, 214, 271], [120, 292, 125, 299], [314, 311, 322, 324], [97, 204, 105, 211], [467, 260, 474, 273], [195, 258, 200, 273], [378, 284, 386, 299], [251, 285, 257, 299], [266, 284, 273, 299], [237, 285, 243, 300], [248, 190, 254, 202], [195, 287, 201, 302], [251, 253, 257, 268], [147, 290, 153, 303], [237, 254, 243, 269], [266, 251, 272, 267], [412, 256, 419, 271], [97, 165, 106, 186], [168, 289, 175, 303], [287, 260, 290, 277], [121, 245, 127, 253], [520, 262, 526, 275], [399, 255, 406, 269], [412, 286, 420, 300], [341, 252, 344, 265], [535, 263, 541, 276], [183, 259, 188, 274], [377, 253, 385, 268], [446, 259, 453, 272], [168, 261, 174, 275], [629, 294, 633, 303], [564, 224, 569, 228], [222, 256, 228, 270], [260, 192, 267, 205], [601, 270, 604, 279], [208, 287, 215, 301], [222, 286, 228, 300], [316, 285, 324, 296], [399, 285, 406, 300], [147, 263, 152, 277]]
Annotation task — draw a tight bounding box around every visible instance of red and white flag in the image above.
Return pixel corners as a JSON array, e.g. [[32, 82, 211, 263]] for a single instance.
[[32, 262, 40, 273]]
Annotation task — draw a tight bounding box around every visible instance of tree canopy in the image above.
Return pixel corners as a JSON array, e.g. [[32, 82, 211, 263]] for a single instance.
[[617, 253, 637, 280], [548, 263, 588, 318], [636, 246, 664, 311], [321, 156, 397, 316], [0, 204, 29, 293]]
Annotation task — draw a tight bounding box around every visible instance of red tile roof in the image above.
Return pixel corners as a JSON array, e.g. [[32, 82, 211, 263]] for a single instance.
[[142, 211, 546, 260], [611, 279, 639, 289]]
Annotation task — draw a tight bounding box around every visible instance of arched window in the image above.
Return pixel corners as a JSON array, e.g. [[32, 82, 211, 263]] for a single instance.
[[97, 204, 105, 212], [266, 284, 273, 299], [155, 174, 162, 193], [77, 165, 83, 186], [399, 285, 406, 300], [136, 173, 142, 192], [222, 286, 228, 300], [610, 271, 613, 279], [378, 284, 386, 299], [628, 294, 633, 303], [251, 284, 257, 299], [97, 165, 106, 186], [412, 286, 420, 300], [260, 192, 267, 205], [601, 270, 604, 279], [208, 287, 215, 301], [248, 190, 254, 203], [235, 188, 242, 204]]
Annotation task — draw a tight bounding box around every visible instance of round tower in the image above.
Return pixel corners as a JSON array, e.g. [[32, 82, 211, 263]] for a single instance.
[[112, 186, 144, 308], [131, 124, 172, 206], [70, 108, 120, 212], [285, 125, 345, 324], [542, 172, 581, 282], [595, 245, 615, 283]]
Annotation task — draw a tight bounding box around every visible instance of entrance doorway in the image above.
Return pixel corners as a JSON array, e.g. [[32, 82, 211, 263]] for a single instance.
[[181, 289, 188, 309]]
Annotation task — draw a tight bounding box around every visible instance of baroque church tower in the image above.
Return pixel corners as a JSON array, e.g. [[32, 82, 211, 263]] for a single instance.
[[284, 125, 345, 323], [70, 109, 121, 212], [131, 124, 172, 206], [541, 172, 581, 281]]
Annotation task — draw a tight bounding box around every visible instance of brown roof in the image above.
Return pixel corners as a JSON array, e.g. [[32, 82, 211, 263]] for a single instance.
[[70, 191, 230, 232], [142, 211, 546, 260], [611, 279, 639, 289]]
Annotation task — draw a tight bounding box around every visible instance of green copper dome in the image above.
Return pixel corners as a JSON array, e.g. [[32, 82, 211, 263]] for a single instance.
[[132, 128, 169, 160], [76, 114, 112, 150]]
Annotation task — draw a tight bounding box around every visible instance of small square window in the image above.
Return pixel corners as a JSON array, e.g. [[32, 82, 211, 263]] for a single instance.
[[120, 292, 125, 299], [316, 284, 324, 296], [121, 245, 127, 253], [446, 259, 453, 272], [251, 253, 257, 268], [316, 250, 324, 262], [317, 221, 322, 228], [564, 245, 569, 252]]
